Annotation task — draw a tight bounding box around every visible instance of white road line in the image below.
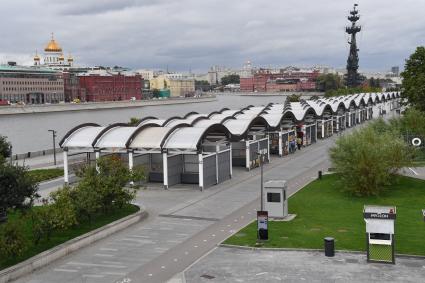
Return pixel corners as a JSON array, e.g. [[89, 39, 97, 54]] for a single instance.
[[95, 253, 114, 257], [100, 248, 118, 251], [174, 258, 178, 262], [102, 272, 127, 276], [130, 235, 151, 238], [66, 262, 126, 269], [54, 268, 78, 273], [148, 274, 153, 276], [102, 261, 123, 264], [194, 245, 198, 248], [409, 167, 419, 175], [203, 239, 207, 242], [185, 251, 189, 255], [82, 274, 105, 278], [161, 266, 165, 269], [212, 234, 216, 237]]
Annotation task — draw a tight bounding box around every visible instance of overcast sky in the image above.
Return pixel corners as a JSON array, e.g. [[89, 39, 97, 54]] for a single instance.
[[0, 0, 424, 72]]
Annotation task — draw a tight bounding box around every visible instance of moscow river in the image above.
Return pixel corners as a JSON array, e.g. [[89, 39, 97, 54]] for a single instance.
[[0, 94, 288, 154]]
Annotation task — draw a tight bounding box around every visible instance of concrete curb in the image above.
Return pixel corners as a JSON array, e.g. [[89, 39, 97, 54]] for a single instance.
[[0, 208, 148, 283], [218, 244, 425, 259]]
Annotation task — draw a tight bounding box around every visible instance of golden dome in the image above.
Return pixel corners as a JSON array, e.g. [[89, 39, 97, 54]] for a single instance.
[[44, 33, 62, 52], [59, 53, 65, 61], [34, 54, 40, 61]]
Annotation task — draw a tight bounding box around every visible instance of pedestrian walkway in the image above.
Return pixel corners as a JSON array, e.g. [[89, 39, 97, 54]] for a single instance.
[[185, 247, 425, 282]]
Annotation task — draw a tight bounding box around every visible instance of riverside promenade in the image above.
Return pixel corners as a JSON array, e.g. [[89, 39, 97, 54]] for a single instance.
[[0, 96, 216, 115]]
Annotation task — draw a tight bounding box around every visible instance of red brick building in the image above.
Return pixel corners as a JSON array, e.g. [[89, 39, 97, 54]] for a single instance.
[[77, 71, 142, 102]]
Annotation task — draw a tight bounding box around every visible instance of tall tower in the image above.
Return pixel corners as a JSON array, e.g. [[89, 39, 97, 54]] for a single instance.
[[345, 4, 362, 87]]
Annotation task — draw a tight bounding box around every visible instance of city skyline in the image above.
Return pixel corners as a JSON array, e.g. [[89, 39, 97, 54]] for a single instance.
[[0, 0, 424, 72]]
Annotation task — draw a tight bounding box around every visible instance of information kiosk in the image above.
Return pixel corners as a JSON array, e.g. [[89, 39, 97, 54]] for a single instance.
[[264, 180, 288, 218], [363, 205, 396, 264]]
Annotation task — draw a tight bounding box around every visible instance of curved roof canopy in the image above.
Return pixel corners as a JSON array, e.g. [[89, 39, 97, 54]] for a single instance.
[[60, 92, 400, 152]]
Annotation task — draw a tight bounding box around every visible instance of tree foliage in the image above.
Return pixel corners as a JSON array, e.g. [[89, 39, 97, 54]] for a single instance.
[[76, 155, 145, 214], [401, 46, 425, 111], [316, 74, 343, 92], [330, 122, 413, 196], [0, 135, 11, 162], [287, 94, 301, 102], [128, 117, 141, 126], [0, 162, 39, 216], [221, 74, 240, 85], [0, 220, 27, 257], [152, 88, 160, 98]]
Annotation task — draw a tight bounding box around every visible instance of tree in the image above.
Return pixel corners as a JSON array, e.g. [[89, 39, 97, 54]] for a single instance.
[[152, 89, 160, 98], [221, 74, 240, 86], [128, 117, 140, 126], [316, 74, 343, 92], [401, 46, 425, 111], [329, 122, 413, 196], [287, 94, 301, 102], [49, 186, 78, 230], [75, 155, 144, 214], [0, 163, 39, 221], [0, 135, 11, 162]]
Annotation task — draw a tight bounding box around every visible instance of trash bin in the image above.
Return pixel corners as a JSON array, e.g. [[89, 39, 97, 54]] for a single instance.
[[324, 237, 335, 257], [318, 170, 322, 180]]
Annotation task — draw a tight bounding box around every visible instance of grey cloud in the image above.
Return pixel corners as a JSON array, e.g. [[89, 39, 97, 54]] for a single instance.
[[0, 0, 424, 72]]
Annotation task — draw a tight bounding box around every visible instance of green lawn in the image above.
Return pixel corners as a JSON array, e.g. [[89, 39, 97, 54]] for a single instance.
[[28, 168, 63, 183], [0, 204, 139, 270], [224, 174, 425, 256]]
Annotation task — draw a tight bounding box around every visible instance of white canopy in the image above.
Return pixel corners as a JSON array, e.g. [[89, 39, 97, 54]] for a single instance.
[[95, 127, 137, 149], [62, 126, 105, 148], [129, 126, 176, 150]]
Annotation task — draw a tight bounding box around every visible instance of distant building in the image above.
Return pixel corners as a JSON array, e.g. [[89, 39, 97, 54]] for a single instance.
[[33, 33, 74, 69], [77, 70, 142, 102], [0, 62, 64, 104], [150, 75, 195, 97], [137, 69, 154, 80], [168, 78, 195, 97], [391, 66, 399, 76], [240, 68, 319, 92]]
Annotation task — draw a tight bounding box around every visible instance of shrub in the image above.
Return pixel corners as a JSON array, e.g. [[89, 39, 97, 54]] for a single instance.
[[329, 123, 413, 196], [49, 186, 78, 229], [0, 220, 27, 257], [75, 155, 145, 214]]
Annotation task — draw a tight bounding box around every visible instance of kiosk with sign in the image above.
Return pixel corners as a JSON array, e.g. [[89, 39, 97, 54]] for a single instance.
[[363, 205, 396, 264], [263, 180, 287, 218], [257, 211, 268, 240]]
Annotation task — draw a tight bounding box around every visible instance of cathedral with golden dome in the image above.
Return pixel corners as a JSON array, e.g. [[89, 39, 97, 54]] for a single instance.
[[34, 33, 74, 68]]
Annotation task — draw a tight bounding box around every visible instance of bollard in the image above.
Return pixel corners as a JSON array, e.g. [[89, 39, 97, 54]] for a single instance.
[[318, 170, 322, 180], [324, 237, 335, 257]]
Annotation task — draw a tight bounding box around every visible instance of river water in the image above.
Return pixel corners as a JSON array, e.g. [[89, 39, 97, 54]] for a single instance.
[[0, 94, 286, 154]]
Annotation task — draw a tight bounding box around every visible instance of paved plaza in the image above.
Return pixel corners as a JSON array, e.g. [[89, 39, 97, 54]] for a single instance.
[[185, 247, 425, 283]]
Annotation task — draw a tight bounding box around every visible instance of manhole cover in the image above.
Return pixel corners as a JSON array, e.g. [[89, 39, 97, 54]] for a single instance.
[[201, 274, 215, 279]]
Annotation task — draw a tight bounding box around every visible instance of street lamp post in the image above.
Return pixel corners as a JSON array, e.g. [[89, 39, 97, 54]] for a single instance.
[[257, 151, 264, 211], [48, 130, 57, 165]]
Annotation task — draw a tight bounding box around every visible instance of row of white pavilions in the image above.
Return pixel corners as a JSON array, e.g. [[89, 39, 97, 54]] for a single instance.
[[60, 92, 401, 190]]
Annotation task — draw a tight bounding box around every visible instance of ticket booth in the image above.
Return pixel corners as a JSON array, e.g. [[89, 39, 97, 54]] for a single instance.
[[363, 205, 396, 264], [263, 180, 288, 218]]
